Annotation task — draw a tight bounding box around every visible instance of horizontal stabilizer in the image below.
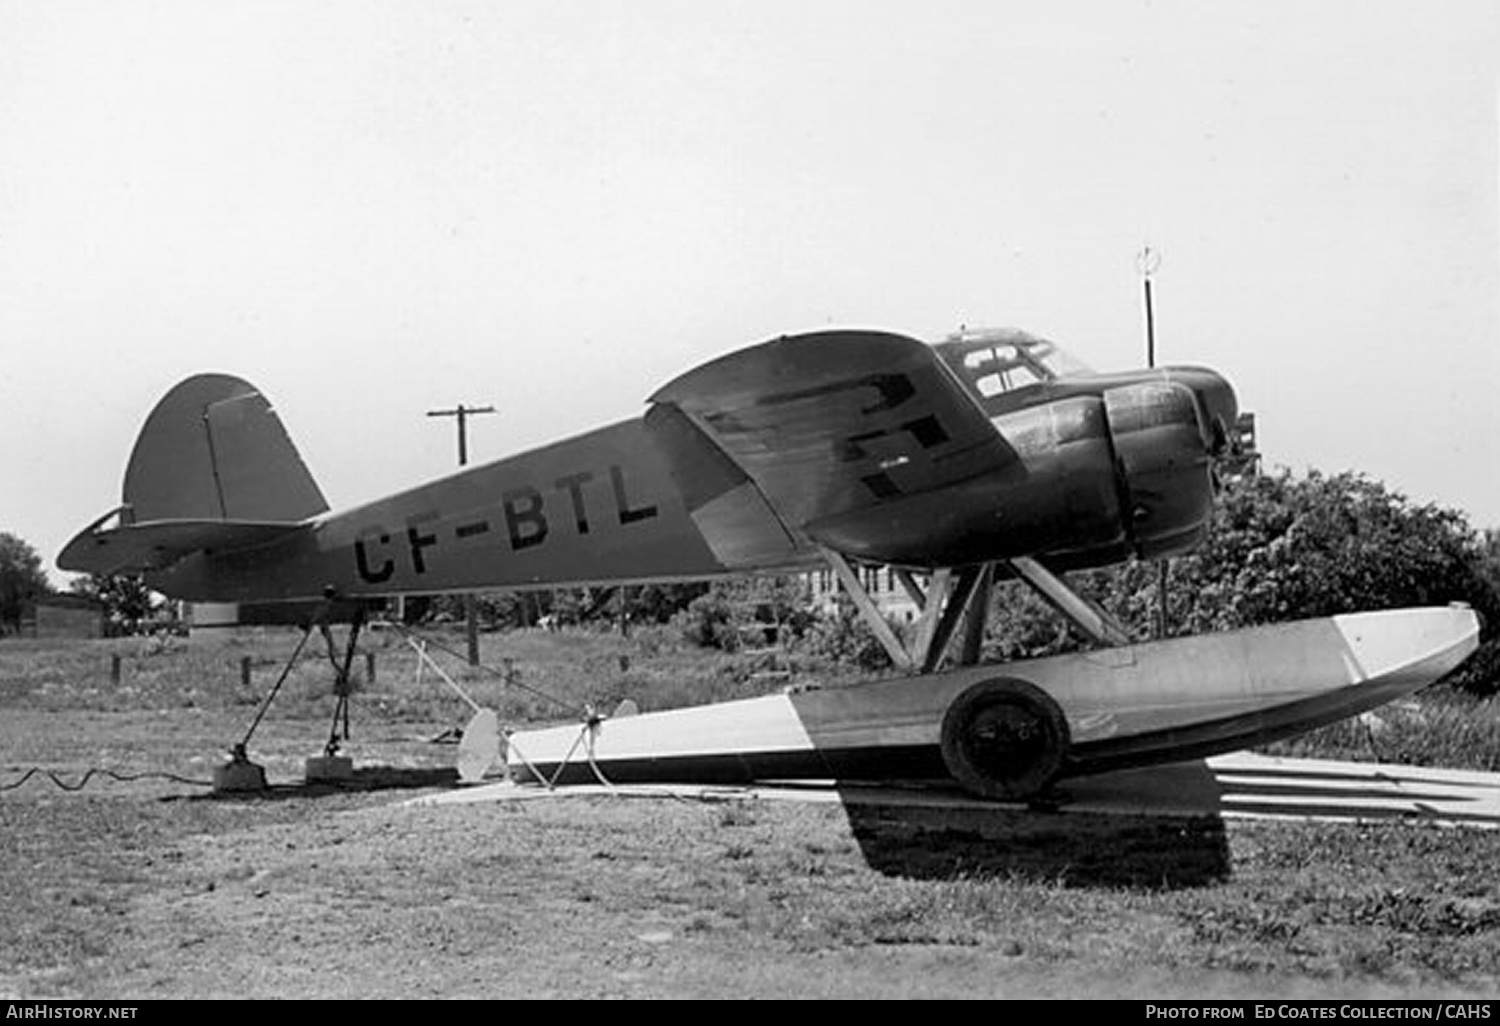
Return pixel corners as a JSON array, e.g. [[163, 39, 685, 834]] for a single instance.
[[189, 596, 381, 628], [57, 515, 311, 576]]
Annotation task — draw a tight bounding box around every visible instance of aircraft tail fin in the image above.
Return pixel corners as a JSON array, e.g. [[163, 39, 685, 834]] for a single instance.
[[59, 374, 327, 576], [122, 373, 328, 524]]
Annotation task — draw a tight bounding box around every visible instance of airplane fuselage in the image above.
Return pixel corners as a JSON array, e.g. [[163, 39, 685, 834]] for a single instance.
[[148, 418, 746, 602], [144, 360, 1237, 604]]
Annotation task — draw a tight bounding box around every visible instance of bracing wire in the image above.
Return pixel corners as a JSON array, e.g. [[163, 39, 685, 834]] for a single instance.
[[389, 621, 587, 719], [390, 621, 628, 791]]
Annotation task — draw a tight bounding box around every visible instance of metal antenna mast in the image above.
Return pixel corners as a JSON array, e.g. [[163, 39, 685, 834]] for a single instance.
[[1137, 246, 1169, 640]]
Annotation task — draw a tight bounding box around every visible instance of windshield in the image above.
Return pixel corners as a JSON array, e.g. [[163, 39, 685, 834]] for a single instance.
[[935, 328, 1094, 399]]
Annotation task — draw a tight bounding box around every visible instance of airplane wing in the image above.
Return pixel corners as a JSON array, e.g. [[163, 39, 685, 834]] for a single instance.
[[649, 330, 1016, 553]]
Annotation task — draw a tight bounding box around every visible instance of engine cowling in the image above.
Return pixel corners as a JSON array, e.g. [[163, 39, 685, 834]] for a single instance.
[[960, 382, 1215, 568], [1103, 379, 1217, 561], [800, 375, 1221, 569]]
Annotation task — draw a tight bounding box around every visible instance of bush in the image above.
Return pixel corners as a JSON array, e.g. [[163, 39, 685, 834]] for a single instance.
[[674, 576, 815, 652], [798, 602, 900, 672]]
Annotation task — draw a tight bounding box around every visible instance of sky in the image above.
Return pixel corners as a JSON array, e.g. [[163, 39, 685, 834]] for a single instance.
[[2, 0, 1497, 586]]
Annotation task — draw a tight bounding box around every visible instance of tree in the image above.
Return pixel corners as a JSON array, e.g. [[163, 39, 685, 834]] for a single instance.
[[984, 470, 1500, 694], [1166, 470, 1498, 632], [0, 532, 50, 634], [69, 573, 158, 636]]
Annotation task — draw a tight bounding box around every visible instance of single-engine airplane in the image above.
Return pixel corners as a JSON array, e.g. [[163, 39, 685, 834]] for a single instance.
[[59, 327, 1480, 800]]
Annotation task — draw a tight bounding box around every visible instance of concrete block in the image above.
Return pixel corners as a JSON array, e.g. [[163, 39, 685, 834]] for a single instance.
[[213, 758, 267, 793], [305, 754, 354, 783]]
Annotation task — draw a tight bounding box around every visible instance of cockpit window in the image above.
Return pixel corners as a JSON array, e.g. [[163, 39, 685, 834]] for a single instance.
[[939, 329, 1094, 399], [966, 344, 1046, 396]]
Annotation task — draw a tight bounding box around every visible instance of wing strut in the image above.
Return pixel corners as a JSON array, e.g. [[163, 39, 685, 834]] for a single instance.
[[820, 552, 1131, 675], [1007, 557, 1131, 647], [820, 551, 990, 672], [822, 548, 917, 671], [959, 563, 995, 664]]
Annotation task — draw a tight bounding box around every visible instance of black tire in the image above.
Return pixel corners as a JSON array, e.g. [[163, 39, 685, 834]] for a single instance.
[[939, 677, 1070, 801]]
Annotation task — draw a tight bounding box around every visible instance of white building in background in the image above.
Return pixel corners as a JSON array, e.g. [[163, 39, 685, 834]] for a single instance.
[[807, 564, 920, 623], [20, 596, 105, 639]]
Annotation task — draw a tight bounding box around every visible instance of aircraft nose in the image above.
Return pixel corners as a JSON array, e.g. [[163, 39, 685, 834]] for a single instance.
[[1167, 368, 1238, 456]]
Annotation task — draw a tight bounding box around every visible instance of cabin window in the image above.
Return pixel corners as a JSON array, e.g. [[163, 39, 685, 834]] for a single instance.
[[964, 344, 1047, 396]]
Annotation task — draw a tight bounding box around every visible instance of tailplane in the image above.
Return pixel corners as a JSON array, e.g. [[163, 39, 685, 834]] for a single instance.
[[59, 374, 326, 576]]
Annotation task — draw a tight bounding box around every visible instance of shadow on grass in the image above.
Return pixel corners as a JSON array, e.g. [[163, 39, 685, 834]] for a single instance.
[[839, 794, 1231, 890], [178, 764, 460, 802]]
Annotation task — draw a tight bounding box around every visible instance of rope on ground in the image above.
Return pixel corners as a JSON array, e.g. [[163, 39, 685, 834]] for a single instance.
[[0, 766, 215, 792]]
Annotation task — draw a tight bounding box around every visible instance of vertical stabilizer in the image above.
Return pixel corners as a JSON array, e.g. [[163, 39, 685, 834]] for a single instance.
[[122, 374, 328, 523]]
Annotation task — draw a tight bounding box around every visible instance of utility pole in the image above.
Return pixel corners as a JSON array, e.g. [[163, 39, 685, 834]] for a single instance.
[[1137, 246, 1168, 640], [426, 403, 496, 468], [427, 403, 496, 665]]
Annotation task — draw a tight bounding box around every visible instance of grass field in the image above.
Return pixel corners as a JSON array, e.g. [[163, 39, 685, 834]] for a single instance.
[[3, 625, 1500, 999]]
